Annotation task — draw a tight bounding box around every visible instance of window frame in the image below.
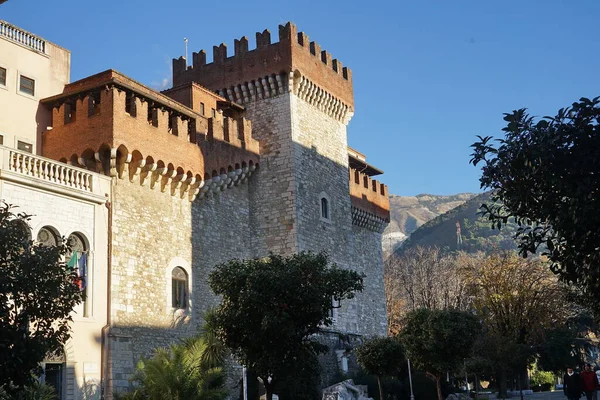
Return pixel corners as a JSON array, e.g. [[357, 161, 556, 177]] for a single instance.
[[16, 140, 33, 153], [0, 66, 7, 88], [66, 232, 91, 318], [19, 74, 35, 97], [165, 258, 192, 315]]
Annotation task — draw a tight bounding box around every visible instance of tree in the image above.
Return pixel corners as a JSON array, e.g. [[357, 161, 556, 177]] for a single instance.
[[460, 251, 575, 396], [470, 97, 600, 309], [355, 336, 405, 400], [0, 204, 83, 393], [384, 247, 470, 335], [118, 335, 227, 400], [400, 309, 481, 400], [208, 252, 364, 400]]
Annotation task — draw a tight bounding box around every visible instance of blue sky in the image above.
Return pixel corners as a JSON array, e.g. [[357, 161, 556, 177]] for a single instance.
[[2, 0, 599, 196]]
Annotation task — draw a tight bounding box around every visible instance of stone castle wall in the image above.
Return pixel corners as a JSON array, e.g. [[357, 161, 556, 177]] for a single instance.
[[108, 175, 256, 393], [244, 95, 298, 255]]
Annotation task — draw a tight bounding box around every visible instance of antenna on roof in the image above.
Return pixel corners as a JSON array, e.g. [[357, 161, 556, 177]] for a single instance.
[[184, 38, 188, 67]]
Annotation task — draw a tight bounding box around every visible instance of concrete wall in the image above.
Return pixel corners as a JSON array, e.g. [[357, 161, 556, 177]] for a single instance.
[[0, 24, 70, 154]]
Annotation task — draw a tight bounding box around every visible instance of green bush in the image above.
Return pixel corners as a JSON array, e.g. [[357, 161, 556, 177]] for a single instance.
[[530, 370, 554, 392], [0, 382, 58, 400]]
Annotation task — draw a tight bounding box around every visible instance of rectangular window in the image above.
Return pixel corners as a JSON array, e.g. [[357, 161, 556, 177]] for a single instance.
[[19, 75, 35, 96], [17, 141, 32, 153], [0, 67, 6, 86], [199, 102, 205, 115], [0, 135, 4, 145], [211, 108, 216, 118]]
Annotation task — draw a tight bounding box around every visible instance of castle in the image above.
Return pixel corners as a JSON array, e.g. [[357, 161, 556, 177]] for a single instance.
[[0, 18, 390, 399]]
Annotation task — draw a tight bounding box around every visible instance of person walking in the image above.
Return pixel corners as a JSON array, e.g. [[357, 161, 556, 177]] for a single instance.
[[564, 366, 581, 400], [581, 364, 599, 400]]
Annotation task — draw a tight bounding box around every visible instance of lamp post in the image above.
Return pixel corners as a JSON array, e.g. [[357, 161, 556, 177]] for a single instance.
[[242, 366, 248, 400], [407, 358, 415, 400]]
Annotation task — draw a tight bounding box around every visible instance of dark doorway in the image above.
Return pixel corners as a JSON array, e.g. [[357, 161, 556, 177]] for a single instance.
[[44, 363, 63, 399]]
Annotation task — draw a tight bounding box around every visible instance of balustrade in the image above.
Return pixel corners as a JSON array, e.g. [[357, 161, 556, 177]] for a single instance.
[[3, 148, 94, 193], [0, 20, 46, 53]]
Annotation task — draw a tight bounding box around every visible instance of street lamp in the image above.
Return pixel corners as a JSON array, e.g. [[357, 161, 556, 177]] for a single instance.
[[242, 366, 248, 400], [407, 358, 415, 400]]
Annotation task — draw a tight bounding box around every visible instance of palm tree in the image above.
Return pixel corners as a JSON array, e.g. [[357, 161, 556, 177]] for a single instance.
[[119, 334, 228, 400]]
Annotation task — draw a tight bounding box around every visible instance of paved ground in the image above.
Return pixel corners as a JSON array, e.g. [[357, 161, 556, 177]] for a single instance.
[[480, 392, 565, 399], [527, 392, 565, 399]]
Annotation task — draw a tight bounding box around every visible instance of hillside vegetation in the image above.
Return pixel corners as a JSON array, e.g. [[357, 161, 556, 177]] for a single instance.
[[395, 192, 518, 255]]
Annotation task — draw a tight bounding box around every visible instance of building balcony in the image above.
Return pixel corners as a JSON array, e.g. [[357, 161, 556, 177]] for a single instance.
[[0, 145, 109, 203], [0, 20, 46, 54]]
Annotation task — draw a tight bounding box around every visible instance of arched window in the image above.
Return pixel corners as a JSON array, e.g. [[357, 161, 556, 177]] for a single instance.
[[171, 267, 188, 309], [67, 233, 89, 317], [319, 192, 331, 222], [37, 226, 59, 247], [321, 197, 329, 219]]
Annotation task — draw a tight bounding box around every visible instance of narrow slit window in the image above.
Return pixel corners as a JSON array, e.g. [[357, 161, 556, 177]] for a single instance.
[[0, 67, 6, 86], [321, 197, 329, 220]]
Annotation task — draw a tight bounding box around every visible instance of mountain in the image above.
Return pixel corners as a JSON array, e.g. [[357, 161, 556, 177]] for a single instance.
[[382, 193, 477, 254], [395, 191, 519, 255]]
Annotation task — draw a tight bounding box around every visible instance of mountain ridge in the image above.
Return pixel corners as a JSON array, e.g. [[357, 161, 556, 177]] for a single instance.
[[383, 192, 478, 254]]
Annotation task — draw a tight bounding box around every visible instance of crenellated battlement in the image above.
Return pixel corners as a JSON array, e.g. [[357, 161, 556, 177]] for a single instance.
[[172, 22, 354, 109], [41, 70, 259, 200], [349, 167, 390, 223]]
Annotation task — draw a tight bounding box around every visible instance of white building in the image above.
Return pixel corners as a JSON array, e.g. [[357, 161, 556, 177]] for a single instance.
[[0, 19, 110, 399]]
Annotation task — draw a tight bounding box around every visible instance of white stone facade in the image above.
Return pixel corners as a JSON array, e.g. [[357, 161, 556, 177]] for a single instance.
[[0, 146, 110, 400]]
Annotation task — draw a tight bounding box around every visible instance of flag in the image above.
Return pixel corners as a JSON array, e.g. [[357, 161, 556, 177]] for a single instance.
[[78, 253, 87, 291], [67, 253, 78, 270]]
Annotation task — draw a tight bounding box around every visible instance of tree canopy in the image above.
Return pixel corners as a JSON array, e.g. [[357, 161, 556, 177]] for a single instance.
[[400, 308, 481, 400], [0, 204, 83, 392], [208, 252, 364, 400], [355, 336, 405, 400], [384, 246, 470, 335], [470, 97, 600, 309]]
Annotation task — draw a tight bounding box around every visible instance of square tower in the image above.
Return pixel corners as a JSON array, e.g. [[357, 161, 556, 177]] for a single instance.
[[171, 23, 390, 338]]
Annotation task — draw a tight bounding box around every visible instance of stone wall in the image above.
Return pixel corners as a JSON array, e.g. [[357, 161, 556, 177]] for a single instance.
[[288, 94, 360, 334], [108, 175, 256, 393], [349, 225, 388, 337], [245, 95, 298, 255]]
